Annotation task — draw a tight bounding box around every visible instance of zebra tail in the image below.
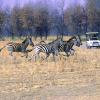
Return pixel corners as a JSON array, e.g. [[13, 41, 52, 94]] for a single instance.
[[0, 46, 6, 52]]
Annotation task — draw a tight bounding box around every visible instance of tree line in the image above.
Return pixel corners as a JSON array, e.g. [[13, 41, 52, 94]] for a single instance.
[[0, 0, 100, 40]]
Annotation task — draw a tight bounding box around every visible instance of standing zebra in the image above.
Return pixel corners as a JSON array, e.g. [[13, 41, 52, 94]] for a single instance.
[[30, 38, 63, 61], [0, 36, 34, 58], [59, 35, 82, 56]]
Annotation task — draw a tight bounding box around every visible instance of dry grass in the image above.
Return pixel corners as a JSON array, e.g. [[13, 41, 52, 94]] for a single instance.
[[0, 39, 100, 99]]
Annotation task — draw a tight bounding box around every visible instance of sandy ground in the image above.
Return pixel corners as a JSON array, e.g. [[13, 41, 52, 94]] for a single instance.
[[0, 69, 100, 100]]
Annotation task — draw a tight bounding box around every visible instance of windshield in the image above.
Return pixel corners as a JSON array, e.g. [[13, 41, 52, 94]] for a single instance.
[[86, 33, 99, 40], [90, 37, 98, 40]]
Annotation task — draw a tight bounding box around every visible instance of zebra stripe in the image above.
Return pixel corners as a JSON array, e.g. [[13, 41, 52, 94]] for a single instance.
[[31, 38, 63, 61], [0, 36, 34, 57], [58, 36, 82, 56]]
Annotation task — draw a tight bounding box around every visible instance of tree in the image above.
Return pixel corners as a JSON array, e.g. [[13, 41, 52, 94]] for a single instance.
[[86, 0, 100, 32], [33, 1, 49, 40], [56, 0, 66, 38], [0, 10, 4, 38]]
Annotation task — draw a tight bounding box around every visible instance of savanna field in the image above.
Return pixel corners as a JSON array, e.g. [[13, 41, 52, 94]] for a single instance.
[[0, 37, 100, 100]]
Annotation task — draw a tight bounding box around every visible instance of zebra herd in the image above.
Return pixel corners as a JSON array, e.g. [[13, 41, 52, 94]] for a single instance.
[[0, 35, 82, 61]]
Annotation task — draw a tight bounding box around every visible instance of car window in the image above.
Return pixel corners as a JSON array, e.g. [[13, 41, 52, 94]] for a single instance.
[[90, 37, 98, 40]]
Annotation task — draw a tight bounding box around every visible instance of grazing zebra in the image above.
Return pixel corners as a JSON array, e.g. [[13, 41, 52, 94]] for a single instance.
[[59, 35, 82, 56], [0, 36, 34, 58], [30, 38, 63, 61]]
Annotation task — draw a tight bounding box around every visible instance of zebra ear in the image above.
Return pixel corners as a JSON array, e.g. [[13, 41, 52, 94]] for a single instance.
[[26, 35, 31, 38], [26, 36, 28, 39], [77, 35, 81, 39]]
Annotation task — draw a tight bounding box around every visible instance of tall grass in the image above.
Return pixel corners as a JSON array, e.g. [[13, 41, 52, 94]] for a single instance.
[[0, 39, 100, 93]]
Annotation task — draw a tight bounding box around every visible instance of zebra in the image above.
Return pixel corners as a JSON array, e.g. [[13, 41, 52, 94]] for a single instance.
[[58, 35, 82, 56], [30, 37, 63, 61], [0, 36, 34, 58]]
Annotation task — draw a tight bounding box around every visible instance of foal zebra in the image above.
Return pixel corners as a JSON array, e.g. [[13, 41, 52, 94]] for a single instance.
[[30, 38, 63, 61], [0, 36, 34, 58], [59, 35, 82, 56]]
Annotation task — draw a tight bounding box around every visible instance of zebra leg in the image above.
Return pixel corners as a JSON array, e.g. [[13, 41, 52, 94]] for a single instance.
[[42, 53, 50, 61], [30, 52, 39, 62], [65, 51, 69, 57], [70, 48, 75, 55], [21, 49, 29, 58], [21, 49, 27, 58], [33, 48, 40, 61], [24, 52, 28, 58], [9, 51, 13, 56], [34, 55, 36, 61], [21, 52, 28, 58], [28, 54, 36, 62], [46, 53, 50, 59], [53, 54, 55, 61], [51, 52, 56, 61], [33, 52, 40, 62], [51, 50, 58, 61]]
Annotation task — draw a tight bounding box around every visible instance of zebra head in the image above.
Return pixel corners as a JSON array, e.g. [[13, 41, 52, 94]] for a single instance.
[[27, 36, 34, 47], [75, 35, 82, 47], [22, 36, 34, 47]]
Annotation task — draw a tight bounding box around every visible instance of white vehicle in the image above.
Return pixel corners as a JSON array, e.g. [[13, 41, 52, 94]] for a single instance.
[[86, 32, 100, 48]]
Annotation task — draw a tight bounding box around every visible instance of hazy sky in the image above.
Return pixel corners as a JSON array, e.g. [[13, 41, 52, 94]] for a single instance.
[[1, 0, 86, 10]]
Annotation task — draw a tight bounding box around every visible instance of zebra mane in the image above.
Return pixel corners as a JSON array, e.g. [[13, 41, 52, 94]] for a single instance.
[[53, 37, 62, 42], [67, 36, 76, 42], [22, 38, 27, 44]]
